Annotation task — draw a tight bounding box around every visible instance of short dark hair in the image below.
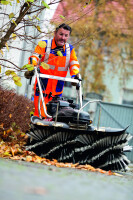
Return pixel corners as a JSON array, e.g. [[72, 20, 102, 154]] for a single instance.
[[56, 23, 72, 34]]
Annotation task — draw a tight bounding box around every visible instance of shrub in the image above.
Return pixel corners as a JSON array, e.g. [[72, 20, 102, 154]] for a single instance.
[[0, 86, 34, 132]]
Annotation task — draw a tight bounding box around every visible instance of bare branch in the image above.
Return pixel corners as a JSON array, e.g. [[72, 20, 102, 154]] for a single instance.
[[0, 59, 21, 70], [0, 2, 32, 51], [7, 45, 33, 53]]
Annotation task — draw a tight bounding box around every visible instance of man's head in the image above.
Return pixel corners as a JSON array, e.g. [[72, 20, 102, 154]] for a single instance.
[[54, 23, 72, 47]]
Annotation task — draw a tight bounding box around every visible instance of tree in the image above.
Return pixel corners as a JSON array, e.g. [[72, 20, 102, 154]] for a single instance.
[[0, 0, 60, 86], [53, 0, 133, 99]]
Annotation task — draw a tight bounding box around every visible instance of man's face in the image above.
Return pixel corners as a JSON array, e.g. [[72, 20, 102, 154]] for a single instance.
[[54, 28, 70, 46]]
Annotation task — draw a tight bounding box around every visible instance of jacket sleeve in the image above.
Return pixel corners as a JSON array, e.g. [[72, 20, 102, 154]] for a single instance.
[[69, 47, 80, 77], [28, 42, 46, 65]]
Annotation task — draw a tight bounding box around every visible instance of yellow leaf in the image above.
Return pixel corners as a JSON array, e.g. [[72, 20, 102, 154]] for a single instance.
[[17, 0, 20, 3], [9, 114, 12, 118], [1, 1, 10, 5], [5, 42, 9, 51], [84, 1, 92, 8], [57, 51, 63, 57], [21, 132, 25, 137], [41, 62, 50, 70], [25, 64, 34, 71], [14, 80, 22, 87], [42, 1, 50, 9], [0, 123, 4, 129], [28, 16, 32, 20], [36, 17, 40, 21], [6, 70, 16, 76], [11, 147, 14, 157], [4, 152, 11, 157], [12, 19, 17, 26], [5, 70, 16, 76], [38, 41, 47, 48], [27, 0, 34, 2], [0, 65, 1, 73], [30, 111, 34, 116], [9, 12, 14, 19], [26, 156, 33, 162], [12, 33, 16, 40], [6, 128, 13, 134], [12, 75, 21, 82], [60, 15, 65, 20], [37, 25, 41, 32], [0, 50, 4, 55]]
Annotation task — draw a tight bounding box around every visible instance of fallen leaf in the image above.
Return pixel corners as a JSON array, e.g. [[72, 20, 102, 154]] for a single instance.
[[26, 155, 33, 162], [3, 151, 11, 157], [0, 123, 4, 129], [9, 114, 12, 118], [11, 147, 14, 157], [25, 187, 47, 195]]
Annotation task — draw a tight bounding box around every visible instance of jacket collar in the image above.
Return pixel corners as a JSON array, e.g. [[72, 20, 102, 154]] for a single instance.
[[52, 37, 66, 51]]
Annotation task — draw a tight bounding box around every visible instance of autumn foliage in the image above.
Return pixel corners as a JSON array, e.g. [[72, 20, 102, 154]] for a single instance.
[[53, 0, 133, 98], [0, 86, 34, 132]]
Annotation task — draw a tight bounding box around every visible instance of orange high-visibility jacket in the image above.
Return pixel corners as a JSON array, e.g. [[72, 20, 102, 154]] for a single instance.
[[29, 37, 80, 96]]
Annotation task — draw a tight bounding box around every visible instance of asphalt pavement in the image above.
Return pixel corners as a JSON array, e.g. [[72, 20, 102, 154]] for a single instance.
[[0, 158, 133, 200]]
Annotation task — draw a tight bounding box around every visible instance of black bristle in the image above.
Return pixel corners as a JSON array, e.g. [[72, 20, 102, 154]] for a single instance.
[[25, 124, 132, 171]]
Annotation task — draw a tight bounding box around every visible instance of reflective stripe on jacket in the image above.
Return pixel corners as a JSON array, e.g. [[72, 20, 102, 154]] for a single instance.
[[31, 37, 80, 96]]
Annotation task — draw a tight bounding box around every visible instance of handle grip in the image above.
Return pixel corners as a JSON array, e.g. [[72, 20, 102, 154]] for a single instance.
[[30, 57, 33, 64]]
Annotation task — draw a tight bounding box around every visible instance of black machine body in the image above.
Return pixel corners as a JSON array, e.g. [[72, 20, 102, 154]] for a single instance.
[[46, 97, 92, 126]]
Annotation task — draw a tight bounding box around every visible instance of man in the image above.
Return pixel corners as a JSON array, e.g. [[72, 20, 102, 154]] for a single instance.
[[26, 23, 80, 117]]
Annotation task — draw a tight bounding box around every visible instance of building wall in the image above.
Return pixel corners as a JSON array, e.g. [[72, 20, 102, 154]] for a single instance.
[[103, 60, 133, 105]]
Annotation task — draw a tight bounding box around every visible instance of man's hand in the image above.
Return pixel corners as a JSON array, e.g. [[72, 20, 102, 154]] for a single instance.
[[71, 73, 81, 86], [24, 70, 35, 79]]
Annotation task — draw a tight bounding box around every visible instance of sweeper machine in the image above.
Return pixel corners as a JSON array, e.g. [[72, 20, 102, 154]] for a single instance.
[[25, 61, 132, 172]]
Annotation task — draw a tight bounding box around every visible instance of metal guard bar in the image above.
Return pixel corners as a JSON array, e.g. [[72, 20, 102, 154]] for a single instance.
[[39, 74, 79, 83], [35, 71, 82, 118]]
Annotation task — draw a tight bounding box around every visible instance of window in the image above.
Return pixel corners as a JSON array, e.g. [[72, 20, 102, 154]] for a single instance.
[[122, 88, 133, 105]]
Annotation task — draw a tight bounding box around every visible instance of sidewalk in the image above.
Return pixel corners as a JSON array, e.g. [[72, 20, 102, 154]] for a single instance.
[[0, 158, 133, 200]]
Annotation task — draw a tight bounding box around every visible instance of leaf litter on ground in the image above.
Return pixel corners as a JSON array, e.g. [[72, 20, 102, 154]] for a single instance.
[[0, 125, 122, 177]]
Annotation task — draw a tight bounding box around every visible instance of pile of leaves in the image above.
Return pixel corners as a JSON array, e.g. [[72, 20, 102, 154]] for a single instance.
[[0, 87, 121, 176], [0, 127, 118, 176]]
